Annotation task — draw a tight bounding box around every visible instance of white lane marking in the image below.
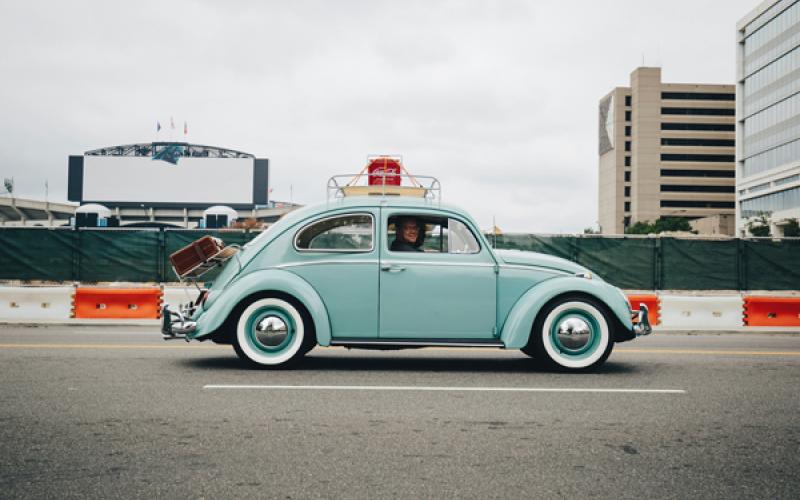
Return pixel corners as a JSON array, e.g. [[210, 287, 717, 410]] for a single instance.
[[203, 384, 686, 394]]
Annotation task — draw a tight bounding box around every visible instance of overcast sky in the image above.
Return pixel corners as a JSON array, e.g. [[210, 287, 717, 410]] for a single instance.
[[0, 0, 757, 232]]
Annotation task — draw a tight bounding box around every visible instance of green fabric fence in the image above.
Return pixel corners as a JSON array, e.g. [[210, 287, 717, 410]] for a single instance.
[[0, 228, 798, 290], [0, 228, 258, 283]]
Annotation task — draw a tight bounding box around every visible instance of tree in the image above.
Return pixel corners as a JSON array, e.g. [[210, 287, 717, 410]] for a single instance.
[[625, 220, 656, 234], [746, 213, 771, 237], [624, 217, 693, 235], [782, 218, 800, 237], [654, 217, 693, 233], [583, 226, 599, 234]]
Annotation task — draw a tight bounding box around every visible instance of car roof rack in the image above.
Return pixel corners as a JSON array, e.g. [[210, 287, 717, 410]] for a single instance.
[[327, 156, 441, 201]]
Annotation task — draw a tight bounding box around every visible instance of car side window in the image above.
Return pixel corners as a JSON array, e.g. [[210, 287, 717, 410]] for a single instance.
[[387, 215, 479, 254], [446, 218, 480, 254], [295, 214, 374, 252]]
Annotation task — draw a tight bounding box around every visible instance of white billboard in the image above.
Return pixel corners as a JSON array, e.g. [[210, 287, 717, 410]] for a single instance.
[[82, 156, 255, 205]]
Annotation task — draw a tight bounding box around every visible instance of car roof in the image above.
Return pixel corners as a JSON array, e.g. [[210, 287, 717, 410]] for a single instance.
[[258, 196, 482, 249], [280, 196, 470, 224]]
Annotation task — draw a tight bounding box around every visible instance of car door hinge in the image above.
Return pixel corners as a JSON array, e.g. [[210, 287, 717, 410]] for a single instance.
[[491, 326, 497, 335], [493, 265, 499, 274]]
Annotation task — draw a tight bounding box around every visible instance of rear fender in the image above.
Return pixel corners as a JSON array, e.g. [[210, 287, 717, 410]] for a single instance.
[[191, 269, 332, 345], [500, 276, 633, 349]]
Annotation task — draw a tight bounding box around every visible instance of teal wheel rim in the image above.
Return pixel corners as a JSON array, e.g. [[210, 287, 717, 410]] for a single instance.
[[549, 309, 601, 359], [245, 307, 296, 354]]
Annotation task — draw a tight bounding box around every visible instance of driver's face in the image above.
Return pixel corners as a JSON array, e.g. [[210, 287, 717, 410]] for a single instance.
[[400, 221, 420, 243]]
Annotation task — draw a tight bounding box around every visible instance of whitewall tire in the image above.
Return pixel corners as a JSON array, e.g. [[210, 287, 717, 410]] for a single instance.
[[233, 297, 308, 368], [524, 297, 614, 371]]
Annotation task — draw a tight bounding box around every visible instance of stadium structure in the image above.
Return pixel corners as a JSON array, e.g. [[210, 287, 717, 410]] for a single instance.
[[63, 141, 295, 227]]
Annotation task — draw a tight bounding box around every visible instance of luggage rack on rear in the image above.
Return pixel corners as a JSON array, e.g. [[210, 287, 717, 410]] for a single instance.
[[327, 156, 441, 201]]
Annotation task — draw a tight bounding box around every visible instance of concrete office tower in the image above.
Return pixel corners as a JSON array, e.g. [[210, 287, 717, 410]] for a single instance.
[[737, 0, 800, 236], [598, 67, 736, 235]]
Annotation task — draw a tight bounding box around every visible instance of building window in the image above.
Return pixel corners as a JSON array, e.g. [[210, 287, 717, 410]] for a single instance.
[[661, 138, 735, 147], [661, 92, 735, 101], [661, 169, 735, 178], [625, 95, 631, 106], [623, 216, 631, 228], [661, 153, 734, 162], [740, 186, 800, 218], [661, 123, 735, 131], [625, 126, 631, 136], [624, 171, 631, 182], [625, 110, 632, 121], [775, 174, 800, 186], [625, 141, 631, 152], [624, 156, 631, 167], [747, 182, 771, 193], [624, 201, 631, 212], [661, 123, 736, 132], [660, 185, 736, 193], [660, 200, 736, 208], [624, 186, 631, 197], [661, 107, 735, 116]]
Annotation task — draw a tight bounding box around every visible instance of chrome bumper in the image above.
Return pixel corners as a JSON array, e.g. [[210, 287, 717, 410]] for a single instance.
[[632, 303, 653, 336], [161, 304, 197, 341]]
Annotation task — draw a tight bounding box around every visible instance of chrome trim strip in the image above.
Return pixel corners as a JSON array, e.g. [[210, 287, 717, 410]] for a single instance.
[[379, 260, 495, 268], [330, 339, 505, 348], [498, 264, 568, 274], [275, 260, 376, 268]]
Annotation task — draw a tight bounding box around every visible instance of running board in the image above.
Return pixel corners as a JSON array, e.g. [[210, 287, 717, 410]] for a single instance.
[[330, 338, 506, 348]]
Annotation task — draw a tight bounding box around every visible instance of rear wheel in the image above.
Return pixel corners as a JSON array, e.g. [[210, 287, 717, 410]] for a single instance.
[[523, 296, 614, 371], [232, 297, 311, 368]]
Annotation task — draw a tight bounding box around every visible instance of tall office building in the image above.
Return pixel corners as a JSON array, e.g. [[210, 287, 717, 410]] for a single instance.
[[598, 67, 736, 234], [737, 0, 800, 236]]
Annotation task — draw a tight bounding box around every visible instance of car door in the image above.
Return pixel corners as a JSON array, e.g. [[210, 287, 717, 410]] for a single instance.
[[379, 210, 497, 339], [288, 210, 380, 338]]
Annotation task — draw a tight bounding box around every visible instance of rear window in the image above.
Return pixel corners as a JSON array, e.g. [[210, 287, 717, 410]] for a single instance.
[[294, 214, 374, 252]]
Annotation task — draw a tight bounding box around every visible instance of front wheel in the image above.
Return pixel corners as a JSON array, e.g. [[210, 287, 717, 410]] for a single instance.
[[523, 296, 614, 372], [232, 297, 310, 368]]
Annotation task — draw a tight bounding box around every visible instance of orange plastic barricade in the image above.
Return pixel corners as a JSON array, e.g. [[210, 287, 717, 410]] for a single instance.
[[626, 294, 660, 326], [743, 297, 800, 327], [73, 288, 162, 319]]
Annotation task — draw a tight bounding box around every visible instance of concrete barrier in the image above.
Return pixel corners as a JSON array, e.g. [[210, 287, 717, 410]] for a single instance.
[[659, 295, 743, 329], [744, 296, 800, 327], [626, 294, 660, 325], [73, 287, 162, 319], [162, 286, 199, 309], [0, 286, 74, 321]]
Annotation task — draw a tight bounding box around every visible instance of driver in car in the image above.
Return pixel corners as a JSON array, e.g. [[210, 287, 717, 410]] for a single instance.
[[391, 217, 424, 252]]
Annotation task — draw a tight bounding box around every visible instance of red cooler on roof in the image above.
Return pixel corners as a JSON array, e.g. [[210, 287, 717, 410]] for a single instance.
[[367, 157, 402, 186]]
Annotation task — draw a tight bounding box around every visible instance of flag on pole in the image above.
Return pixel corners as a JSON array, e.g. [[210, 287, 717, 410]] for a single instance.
[[170, 116, 175, 130], [183, 121, 188, 135], [156, 121, 161, 132]]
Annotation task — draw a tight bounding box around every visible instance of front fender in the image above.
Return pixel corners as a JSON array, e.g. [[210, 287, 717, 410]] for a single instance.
[[190, 269, 332, 346], [500, 276, 633, 349]]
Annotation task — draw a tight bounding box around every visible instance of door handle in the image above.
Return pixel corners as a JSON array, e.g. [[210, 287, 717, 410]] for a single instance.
[[381, 265, 406, 273]]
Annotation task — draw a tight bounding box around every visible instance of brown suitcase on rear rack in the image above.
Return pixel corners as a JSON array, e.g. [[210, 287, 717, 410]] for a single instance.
[[169, 236, 237, 279]]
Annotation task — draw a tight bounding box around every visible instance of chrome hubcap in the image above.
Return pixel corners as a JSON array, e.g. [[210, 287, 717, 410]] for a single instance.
[[254, 315, 289, 347], [556, 317, 592, 351]]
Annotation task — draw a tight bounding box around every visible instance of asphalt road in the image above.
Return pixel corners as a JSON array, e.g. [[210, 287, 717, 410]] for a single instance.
[[1, 326, 799, 499]]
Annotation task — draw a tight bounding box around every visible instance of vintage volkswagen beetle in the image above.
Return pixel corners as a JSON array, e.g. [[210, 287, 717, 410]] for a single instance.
[[163, 194, 651, 371]]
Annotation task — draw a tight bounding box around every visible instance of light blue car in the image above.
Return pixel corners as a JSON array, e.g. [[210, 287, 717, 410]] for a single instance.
[[162, 196, 651, 371]]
